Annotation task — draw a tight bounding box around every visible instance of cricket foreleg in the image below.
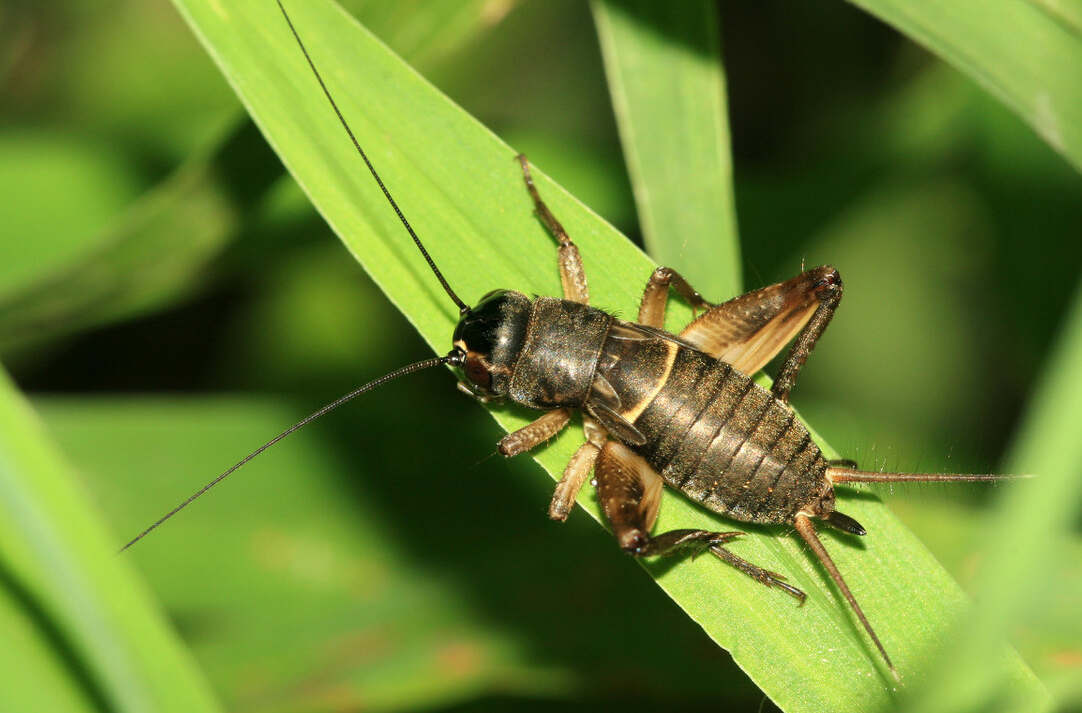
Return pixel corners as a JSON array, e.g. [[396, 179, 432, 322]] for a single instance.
[[498, 409, 571, 457], [593, 441, 805, 602], [516, 155, 589, 304], [548, 416, 607, 521]]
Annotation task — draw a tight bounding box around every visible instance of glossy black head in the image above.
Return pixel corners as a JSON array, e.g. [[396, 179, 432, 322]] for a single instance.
[[452, 289, 531, 397]]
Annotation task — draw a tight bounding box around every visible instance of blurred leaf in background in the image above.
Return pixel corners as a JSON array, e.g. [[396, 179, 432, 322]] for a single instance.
[[1, 0, 1080, 712]]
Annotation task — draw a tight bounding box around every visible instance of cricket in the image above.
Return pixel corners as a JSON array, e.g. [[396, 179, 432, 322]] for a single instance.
[[121, 0, 1017, 683]]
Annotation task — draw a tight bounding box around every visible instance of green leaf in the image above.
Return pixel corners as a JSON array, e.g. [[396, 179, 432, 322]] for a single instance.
[[848, 0, 1082, 174], [0, 367, 220, 712], [170, 0, 1049, 710], [591, 0, 741, 298]]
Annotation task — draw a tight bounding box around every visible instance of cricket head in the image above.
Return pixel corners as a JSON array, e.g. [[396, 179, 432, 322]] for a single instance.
[[452, 289, 532, 399]]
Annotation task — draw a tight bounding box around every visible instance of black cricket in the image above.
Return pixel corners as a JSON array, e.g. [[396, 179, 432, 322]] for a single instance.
[[123, 1, 1013, 682]]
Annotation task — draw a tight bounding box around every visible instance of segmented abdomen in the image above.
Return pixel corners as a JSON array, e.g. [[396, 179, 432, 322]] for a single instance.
[[595, 330, 827, 524]]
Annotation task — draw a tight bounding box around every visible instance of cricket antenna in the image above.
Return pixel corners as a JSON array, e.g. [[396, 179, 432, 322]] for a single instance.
[[118, 351, 464, 553], [275, 0, 470, 316]]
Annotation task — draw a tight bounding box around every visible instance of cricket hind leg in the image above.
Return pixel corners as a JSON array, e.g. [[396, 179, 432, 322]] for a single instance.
[[644, 266, 843, 384], [769, 267, 842, 403], [516, 155, 589, 304], [594, 440, 806, 602]]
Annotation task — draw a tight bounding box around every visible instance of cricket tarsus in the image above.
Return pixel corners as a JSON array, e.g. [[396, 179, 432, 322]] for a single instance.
[[118, 353, 461, 553], [274, 0, 469, 316]]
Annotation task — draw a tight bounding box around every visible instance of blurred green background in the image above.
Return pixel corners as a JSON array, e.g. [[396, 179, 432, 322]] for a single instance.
[[1, 0, 1080, 711]]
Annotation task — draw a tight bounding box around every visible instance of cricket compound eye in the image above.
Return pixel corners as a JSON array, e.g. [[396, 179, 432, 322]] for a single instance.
[[462, 352, 493, 391]]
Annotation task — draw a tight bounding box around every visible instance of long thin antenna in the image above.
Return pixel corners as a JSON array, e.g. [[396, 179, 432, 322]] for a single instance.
[[275, 0, 469, 315], [119, 353, 460, 553]]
